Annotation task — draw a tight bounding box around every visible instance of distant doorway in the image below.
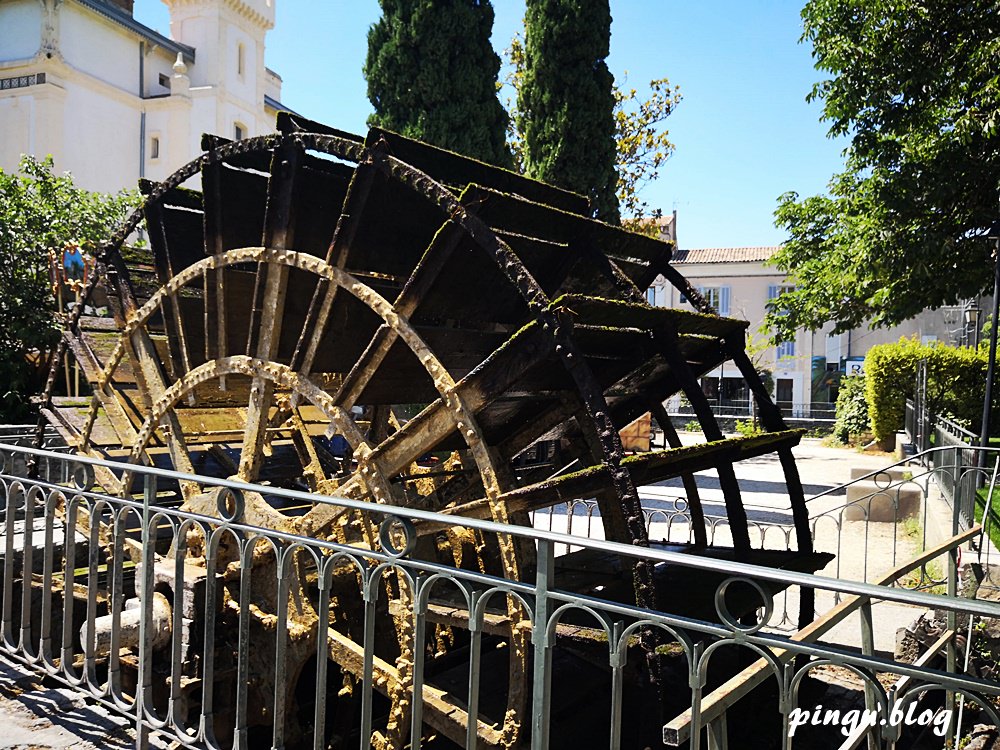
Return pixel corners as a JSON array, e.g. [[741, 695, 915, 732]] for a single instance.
[[776, 378, 793, 413]]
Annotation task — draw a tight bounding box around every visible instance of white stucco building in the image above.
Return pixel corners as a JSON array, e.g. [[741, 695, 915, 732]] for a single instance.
[[648, 246, 979, 416], [0, 0, 292, 194]]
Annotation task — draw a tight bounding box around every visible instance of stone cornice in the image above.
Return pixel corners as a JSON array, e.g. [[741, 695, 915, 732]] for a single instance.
[[163, 0, 274, 31]]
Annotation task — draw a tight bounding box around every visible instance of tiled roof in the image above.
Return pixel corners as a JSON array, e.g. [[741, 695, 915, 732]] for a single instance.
[[264, 94, 301, 117], [672, 246, 778, 264]]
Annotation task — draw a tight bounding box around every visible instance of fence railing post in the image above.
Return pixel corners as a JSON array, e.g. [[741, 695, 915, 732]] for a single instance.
[[531, 538, 554, 750], [136, 472, 156, 750]]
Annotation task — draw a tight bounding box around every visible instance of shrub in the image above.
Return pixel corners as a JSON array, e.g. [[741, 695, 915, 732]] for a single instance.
[[734, 418, 763, 437], [833, 374, 869, 442], [864, 337, 997, 444]]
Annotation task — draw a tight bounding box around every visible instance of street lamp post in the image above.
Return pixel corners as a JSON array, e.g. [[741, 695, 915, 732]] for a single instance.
[[978, 220, 1000, 468], [965, 304, 980, 348]]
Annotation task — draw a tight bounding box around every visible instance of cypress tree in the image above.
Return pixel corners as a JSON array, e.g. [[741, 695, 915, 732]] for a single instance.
[[517, 0, 620, 222], [364, 0, 512, 168]]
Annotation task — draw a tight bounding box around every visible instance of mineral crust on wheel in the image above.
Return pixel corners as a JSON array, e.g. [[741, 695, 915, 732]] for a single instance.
[[39, 113, 832, 748]]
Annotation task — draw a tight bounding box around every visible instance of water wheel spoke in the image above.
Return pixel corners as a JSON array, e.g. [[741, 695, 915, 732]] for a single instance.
[[238, 138, 303, 482]]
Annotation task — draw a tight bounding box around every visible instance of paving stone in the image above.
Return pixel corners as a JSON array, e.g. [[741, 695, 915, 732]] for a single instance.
[[0, 653, 169, 749]]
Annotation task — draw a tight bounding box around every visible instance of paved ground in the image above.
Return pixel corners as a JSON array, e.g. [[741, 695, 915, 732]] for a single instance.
[[0, 652, 136, 750], [534, 435, 955, 654], [0, 435, 978, 746]]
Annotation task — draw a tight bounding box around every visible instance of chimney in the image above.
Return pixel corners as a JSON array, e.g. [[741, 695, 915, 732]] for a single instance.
[[107, 0, 134, 15]]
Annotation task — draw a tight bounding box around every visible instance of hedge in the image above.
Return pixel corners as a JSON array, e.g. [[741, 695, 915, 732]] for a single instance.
[[865, 337, 995, 444]]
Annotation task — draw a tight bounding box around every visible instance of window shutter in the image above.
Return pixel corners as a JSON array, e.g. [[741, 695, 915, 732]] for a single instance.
[[720, 286, 731, 315], [776, 340, 796, 358]]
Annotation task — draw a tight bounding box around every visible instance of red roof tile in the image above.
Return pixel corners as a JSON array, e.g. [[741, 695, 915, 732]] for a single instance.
[[672, 246, 778, 264]]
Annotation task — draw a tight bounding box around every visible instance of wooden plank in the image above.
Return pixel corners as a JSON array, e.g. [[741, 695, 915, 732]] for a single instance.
[[63, 333, 139, 446], [125, 327, 199, 498], [293, 161, 379, 379], [366, 126, 589, 215], [302, 323, 552, 535], [836, 629, 956, 750], [413, 431, 801, 529], [550, 294, 749, 339], [619, 412, 651, 452]]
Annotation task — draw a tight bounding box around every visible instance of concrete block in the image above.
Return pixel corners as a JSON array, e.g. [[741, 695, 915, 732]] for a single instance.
[[843, 479, 923, 522], [848, 466, 912, 483], [139, 559, 215, 620]]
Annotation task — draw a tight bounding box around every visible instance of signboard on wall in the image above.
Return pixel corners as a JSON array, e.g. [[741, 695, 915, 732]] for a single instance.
[[845, 357, 866, 377]]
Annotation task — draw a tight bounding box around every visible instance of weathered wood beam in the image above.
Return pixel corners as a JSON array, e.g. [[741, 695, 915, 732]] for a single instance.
[[324, 626, 507, 748], [238, 138, 302, 481], [144, 197, 192, 382], [654, 324, 751, 555], [303, 323, 552, 536], [123, 326, 199, 499], [412, 431, 801, 531], [201, 148, 228, 385], [64, 332, 139, 448], [650, 400, 708, 547]]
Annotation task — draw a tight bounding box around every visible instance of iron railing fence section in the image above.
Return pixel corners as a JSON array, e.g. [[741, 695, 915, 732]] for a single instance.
[[903, 402, 997, 536], [0, 441, 998, 749], [936, 414, 979, 443], [668, 401, 836, 420]]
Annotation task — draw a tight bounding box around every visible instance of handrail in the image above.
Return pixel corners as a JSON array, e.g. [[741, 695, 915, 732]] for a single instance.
[[936, 414, 978, 442], [1, 436, 998, 748], [836, 628, 956, 750], [662, 525, 981, 746], [5, 442, 1000, 620]]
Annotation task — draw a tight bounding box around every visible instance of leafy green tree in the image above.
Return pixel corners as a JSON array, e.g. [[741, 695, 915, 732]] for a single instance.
[[516, 0, 621, 222], [0, 155, 138, 421], [505, 33, 681, 229], [364, 0, 512, 167], [613, 77, 682, 228], [766, 0, 1000, 342]]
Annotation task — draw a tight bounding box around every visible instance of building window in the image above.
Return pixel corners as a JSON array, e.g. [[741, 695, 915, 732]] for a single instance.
[[234, 123, 245, 141], [776, 340, 795, 359], [767, 284, 795, 315], [158, 73, 170, 90], [695, 286, 730, 315], [237, 42, 245, 77], [825, 331, 843, 363], [646, 287, 656, 306], [150, 136, 160, 160]]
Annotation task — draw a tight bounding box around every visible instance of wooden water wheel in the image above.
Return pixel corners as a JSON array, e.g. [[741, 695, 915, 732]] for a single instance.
[[38, 113, 831, 748]]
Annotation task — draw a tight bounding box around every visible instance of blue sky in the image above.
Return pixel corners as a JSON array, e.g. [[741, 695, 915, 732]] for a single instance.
[[135, 0, 848, 249]]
